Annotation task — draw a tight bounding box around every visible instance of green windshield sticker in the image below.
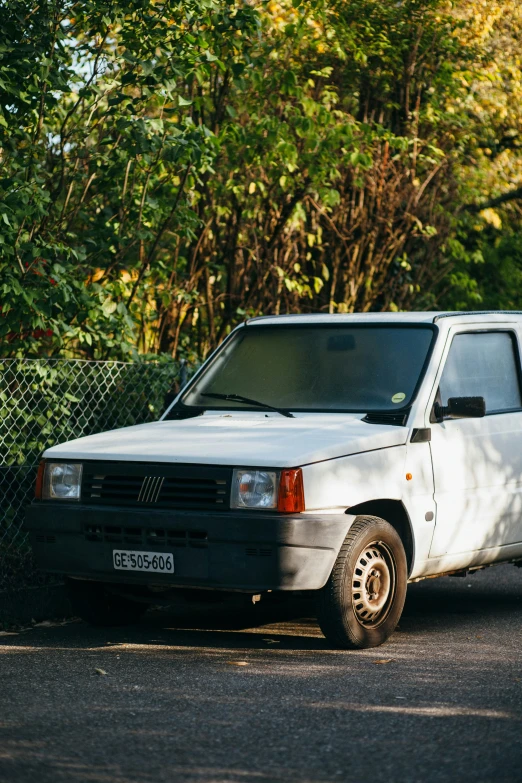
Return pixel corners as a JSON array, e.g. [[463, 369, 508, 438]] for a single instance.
[[391, 392, 406, 404]]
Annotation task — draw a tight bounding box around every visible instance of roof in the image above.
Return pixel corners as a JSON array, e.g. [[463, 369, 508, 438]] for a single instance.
[[246, 311, 522, 326], [432, 310, 522, 322]]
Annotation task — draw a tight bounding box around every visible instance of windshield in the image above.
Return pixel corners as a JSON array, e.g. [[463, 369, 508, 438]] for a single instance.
[[181, 324, 435, 413]]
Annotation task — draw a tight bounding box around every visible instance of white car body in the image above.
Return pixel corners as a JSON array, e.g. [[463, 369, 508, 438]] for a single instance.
[[34, 311, 522, 587]]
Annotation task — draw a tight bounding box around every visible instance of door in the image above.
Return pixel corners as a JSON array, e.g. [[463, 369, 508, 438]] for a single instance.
[[429, 330, 522, 559]]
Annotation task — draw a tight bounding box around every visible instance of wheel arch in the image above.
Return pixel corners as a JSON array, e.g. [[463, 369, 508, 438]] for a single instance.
[[346, 499, 414, 576]]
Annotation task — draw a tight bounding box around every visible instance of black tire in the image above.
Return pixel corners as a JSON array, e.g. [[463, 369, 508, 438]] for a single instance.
[[317, 515, 407, 649], [66, 579, 149, 627]]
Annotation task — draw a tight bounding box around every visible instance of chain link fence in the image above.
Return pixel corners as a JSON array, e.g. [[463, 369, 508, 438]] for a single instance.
[[0, 358, 187, 593]]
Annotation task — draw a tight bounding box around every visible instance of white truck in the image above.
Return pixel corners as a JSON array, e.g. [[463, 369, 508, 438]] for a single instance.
[[26, 312, 522, 648]]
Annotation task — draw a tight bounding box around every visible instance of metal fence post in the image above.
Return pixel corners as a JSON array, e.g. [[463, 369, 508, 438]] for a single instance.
[[180, 359, 188, 390]]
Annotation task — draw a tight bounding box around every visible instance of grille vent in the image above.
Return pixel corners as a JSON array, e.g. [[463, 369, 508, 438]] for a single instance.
[[245, 547, 273, 557], [363, 411, 408, 426], [81, 462, 231, 511], [84, 524, 208, 548]]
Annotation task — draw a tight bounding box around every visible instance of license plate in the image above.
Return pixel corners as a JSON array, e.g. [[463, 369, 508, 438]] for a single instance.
[[113, 550, 174, 574]]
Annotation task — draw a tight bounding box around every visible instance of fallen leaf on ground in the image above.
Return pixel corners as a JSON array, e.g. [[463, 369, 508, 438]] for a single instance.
[[226, 661, 248, 666], [94, 668, 107, 676], [373, 659, 392, 665]]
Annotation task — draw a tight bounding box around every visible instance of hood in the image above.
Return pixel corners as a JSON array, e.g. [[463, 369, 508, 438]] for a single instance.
[[43, 411, 408, 468]]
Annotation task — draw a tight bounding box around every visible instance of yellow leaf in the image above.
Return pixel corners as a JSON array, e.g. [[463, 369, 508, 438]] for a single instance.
[[479, 208, 502, 229]]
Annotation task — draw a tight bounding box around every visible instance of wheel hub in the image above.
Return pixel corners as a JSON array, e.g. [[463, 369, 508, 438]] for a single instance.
[[351, 543, 395, 627]]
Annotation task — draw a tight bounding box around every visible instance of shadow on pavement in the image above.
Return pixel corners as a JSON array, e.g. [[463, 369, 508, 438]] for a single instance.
[[1, 566, 520, 653]]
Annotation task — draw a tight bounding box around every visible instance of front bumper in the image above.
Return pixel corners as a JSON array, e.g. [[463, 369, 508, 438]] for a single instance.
[[25, 503, 351, 592]]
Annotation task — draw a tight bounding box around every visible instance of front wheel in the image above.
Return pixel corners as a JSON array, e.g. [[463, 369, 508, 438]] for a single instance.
[[66, 579, 149, 627], [317, 515, 407, 649]]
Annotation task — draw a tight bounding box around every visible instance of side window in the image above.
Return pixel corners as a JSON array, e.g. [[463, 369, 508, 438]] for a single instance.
[[439, 332, 522, 413]]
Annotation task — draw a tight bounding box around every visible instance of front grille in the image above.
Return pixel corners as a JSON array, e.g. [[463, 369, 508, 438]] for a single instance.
[[84, 524, 208, 548], [81, 462, 231, 510]]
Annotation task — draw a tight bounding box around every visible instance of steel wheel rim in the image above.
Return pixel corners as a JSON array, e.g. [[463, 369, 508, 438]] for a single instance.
[[351, 540, 396, 628]]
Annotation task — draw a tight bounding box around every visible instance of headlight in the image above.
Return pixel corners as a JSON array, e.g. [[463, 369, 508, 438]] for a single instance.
[[231, 469, 278, 509], [42, 463, 83, 500]]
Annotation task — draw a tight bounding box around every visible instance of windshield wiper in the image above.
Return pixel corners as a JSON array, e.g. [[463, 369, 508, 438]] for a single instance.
[[201, 392, 295, 419]]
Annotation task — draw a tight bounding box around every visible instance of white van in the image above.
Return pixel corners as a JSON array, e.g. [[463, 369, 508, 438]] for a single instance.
[[26, 312, 522, 648]]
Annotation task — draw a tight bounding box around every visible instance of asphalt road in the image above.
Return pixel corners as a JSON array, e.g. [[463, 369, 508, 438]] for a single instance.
[[1, 566, 521, 783]]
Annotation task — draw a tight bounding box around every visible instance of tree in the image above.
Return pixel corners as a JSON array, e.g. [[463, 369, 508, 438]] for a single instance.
[[0, 0, 259, 358], [2, 0, 522, 360]]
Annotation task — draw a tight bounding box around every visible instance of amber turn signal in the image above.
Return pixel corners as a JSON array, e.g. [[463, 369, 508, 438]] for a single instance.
[[277, 468, 305, 513], [35, 460, 45, 499]]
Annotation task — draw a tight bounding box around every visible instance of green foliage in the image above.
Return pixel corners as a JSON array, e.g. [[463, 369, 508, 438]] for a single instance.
[[0, 0, 259, 357], [1, 0, 522, 360]]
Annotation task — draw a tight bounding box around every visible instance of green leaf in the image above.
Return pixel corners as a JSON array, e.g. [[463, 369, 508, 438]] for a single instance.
[[102, 300, 117, 316]]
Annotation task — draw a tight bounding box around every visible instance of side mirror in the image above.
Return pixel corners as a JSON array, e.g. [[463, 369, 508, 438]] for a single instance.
[[434, 396, 486, 421]]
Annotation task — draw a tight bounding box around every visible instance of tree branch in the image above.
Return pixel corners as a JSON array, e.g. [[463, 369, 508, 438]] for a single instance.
[[126, 164, 192, 308], [465, 186, 522, 213]]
